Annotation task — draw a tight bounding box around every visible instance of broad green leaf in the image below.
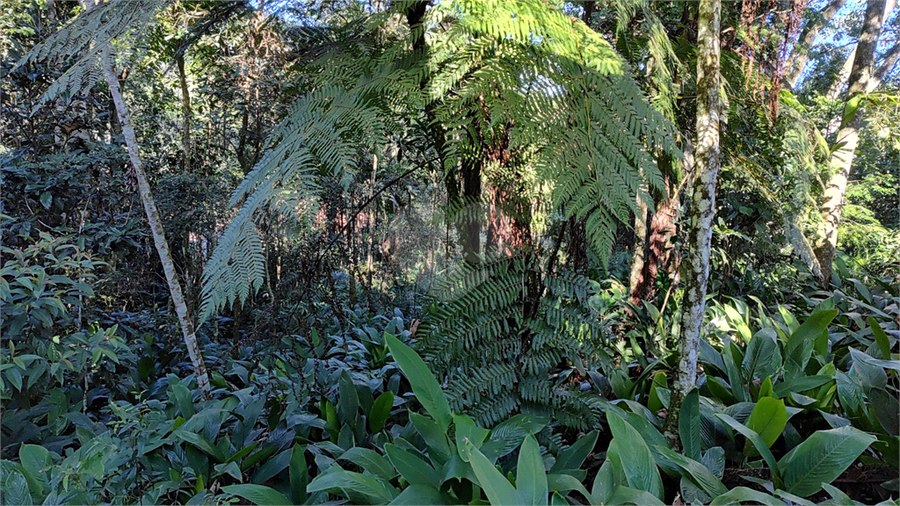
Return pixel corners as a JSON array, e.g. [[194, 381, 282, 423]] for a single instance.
[[778, 426, 876, 497], [743, 329, 781, 382], [221, 484, 291, 506], [409, 412, 451, 465], [869, 317, 892, 360], [774, 490, 817, 506], [385, 333, 452, 432], [388, 484, 448, 505], [821, 482, 863, 505], [590, 460, 616, 504], [773, 375, 833, 398], [339, 447, 397, 481], [464, 440, 521, 506], [1, 470, 32, 506], [722, 342, 747, 402], [709, 486, 787, 506], [307, 468, 398, 504], [369, 391, 394, 433], [547, 473, 591, 498], [18, 444, 50, 494], [174, 429, 227, 463], [290, 445, 308, 505], [679, 389, 701, 461], [606, 411, 663, 499], [870, 388, 900, 437], [784, 310, 837, 376], [605, 486, 665, 505], [516, 435, 547, 506], [746, 397, 788, 448], [550, 430, 597, 472], [338, 370, 359, 423], [384, 444, 441, 488], [654, 445, 727, 497], [647, 371, 668, 413], [455, 414, 490, 462], [251, 448, 291, 484], [715, 414, 783, 488], [850, 347, 900, 372]]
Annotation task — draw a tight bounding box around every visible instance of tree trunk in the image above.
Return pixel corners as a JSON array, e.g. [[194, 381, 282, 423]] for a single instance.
[[664, 0, 721, 450], [176, 50, 192, 171], [825, 0, 894, 100], [628, 198, 649, 305], [102, 49, 212, 397], [785, 0, 848, 90], [814, 0, 886, 286]]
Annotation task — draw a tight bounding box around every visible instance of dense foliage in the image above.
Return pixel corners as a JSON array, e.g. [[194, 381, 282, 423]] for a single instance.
[[1, 0, 898, 505]]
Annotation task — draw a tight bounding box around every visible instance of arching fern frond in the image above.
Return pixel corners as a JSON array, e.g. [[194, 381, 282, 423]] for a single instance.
[[14, 0, 170, 109]]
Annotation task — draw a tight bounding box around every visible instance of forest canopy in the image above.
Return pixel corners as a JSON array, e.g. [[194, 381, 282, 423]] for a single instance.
[[1, 0, 898, 505]]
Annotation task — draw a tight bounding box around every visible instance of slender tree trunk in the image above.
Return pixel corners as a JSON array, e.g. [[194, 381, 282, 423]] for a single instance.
[[825, 0, 894, 100], [785, 0, 848, 89], [664, 0, 721, 449], [102, 49, 212, 397], [176, 50, 192, 171], [628, 199, 649, 305], [815, 0, 886, 286]]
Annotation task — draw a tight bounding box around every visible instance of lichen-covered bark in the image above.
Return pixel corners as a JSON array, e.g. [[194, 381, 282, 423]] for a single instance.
[[665, 0, 721, 449], [102, 49, 211, 397], [815, 0, 886, 286]]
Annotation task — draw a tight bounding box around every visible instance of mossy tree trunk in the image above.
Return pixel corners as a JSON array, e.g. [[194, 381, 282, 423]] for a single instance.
[[102, 49, 212, 398], [664, 0, 721, 450], [814, 0, 887, 286]]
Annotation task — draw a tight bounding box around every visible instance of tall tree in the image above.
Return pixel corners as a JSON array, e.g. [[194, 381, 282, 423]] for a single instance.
[[665, 0, 722, 448], [815, 0, 888, 285], [102, 48, 212, 397], [19, 0, 216, 396]]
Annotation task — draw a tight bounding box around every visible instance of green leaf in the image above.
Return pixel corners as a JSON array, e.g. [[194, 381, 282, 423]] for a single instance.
[[465, 440, 521, 506], [409, 412, 451, 465], [221, 484, 291, 505], [679, 389, 701, 461], [773, 375, 833, 397], [784, 310, 837, 376], [778, 426, 876, 497], [251, 448, 292, 484], [339, 447, 397, 481], [869, 318, 892, 360], [516, 435, 547, 506], [1, 470, 33, 506], [384, 444, 442, 488], [654, 445, 727, 498], [338, 370, 360, 423], [385, 333, 452, 432], [709, 486, 787, 506], [746, 397, 788, 448], [550, 430, 597, 472], [388, 484, 448, 505], [841, 94, 863, 126], [18, 444, 51, 493], [289, 445, 308, 505], [870, 388, 900, 437], [606, 411, 663, 499], [455, 414, 490, 462], [547, 473, 591, 498], [647, 371, 668, 413], [369, 391, 394, 433], [715, 414, 783, 488], [307, 468, 398, 504], [605, 486, 665, 505], [743, 329, 781, 382], [174, 429, 227, 463]]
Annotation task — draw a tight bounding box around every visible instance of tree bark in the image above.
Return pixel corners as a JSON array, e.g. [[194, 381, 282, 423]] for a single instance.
[[815, 0, 887, 286], [786, 0, 848, 90], [176, 50, 192, 171], [664, 0, 721, 450], [102, 49, 212, 397], [628, 198, 649, 304], [825, 0, 895, 100]]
